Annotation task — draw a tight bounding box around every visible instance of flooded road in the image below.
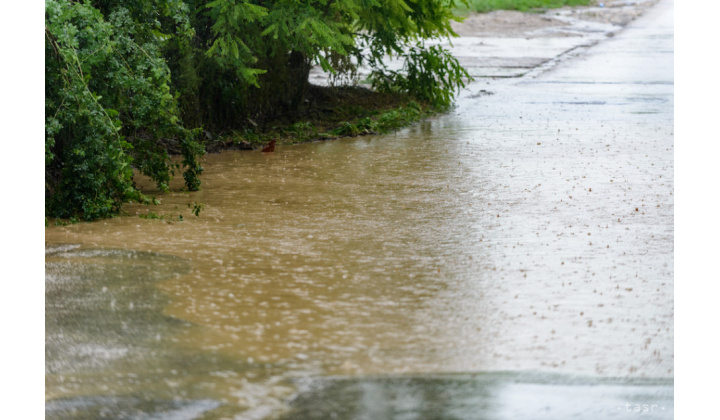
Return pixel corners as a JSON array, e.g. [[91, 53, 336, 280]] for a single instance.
[[46, 1, 673, 418]]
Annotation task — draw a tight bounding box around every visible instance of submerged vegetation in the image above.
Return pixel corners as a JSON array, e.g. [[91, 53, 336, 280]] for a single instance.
[[45, 0, 472, 221], [135, 201, 203, 222]]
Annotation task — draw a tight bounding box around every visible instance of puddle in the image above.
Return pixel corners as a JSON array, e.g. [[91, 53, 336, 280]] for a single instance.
[[282, 373, 673, 420]]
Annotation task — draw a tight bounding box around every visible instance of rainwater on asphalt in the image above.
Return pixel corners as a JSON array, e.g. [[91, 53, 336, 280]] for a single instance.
[[45, 1, 674, 418]]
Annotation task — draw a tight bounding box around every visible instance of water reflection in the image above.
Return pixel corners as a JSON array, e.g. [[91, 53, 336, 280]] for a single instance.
[[45, 248, 294, 418], [283, 374, 673, 420]]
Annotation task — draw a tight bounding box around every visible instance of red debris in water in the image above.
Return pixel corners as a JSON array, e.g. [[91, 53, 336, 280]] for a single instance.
[[262, 140, 276, 153]]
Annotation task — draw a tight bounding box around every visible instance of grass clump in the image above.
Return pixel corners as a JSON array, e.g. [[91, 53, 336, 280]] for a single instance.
[[462, 0, 591, 13]]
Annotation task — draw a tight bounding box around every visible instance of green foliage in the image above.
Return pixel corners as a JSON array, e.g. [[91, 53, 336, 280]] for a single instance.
[[176, 0, 470, 127], [461, 0, 590, 13], [285, 122, 319, 142], [45, 0, 204, 220], [327, 101, 425, 137], [138, 211, 186, 222], [45, 1, 139, 220], [188, 202, 205, 217], [46, 0, 471, 220], [376, 102, 424, 132], [180, 131, 205, 191], [331, 122, 361, 137], [138, 212, 163, 220], [371, 43, 472, 108]]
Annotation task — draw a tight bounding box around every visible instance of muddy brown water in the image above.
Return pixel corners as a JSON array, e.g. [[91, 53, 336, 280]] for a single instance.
[[46, 2, 674, 418], [45, 121, 674, 418]]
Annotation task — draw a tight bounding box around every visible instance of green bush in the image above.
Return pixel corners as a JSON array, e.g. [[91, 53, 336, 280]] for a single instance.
[[45, 0, 203, 220]]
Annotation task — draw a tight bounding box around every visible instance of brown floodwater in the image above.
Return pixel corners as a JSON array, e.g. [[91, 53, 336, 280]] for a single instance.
[[45, 119, 673, 417], [45, 2, 674, 418]]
